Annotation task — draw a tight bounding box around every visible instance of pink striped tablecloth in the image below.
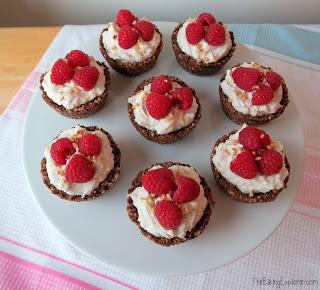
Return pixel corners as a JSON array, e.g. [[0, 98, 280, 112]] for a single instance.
[[0, 24, 319, 289]]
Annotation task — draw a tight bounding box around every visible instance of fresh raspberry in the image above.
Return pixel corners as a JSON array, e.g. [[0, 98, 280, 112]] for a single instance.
[[74, 66, 99, 91], [50, 59, 75, 85], [66, 50, 90, 68], [146, 92, 173, 120], [230, 151, 258, 179], [50, 138, 76, 166], [136, 20, 155, 41], [186, 22, 205, 45], [118, 26, 138, 49], [154, 200, 182, 229], [257, 149, 283, 176], [239, 126, 271, 151], [252, 85, 274, 105], [151, 75, 172, 94], [239, 127, 262, 151], [171, 87, 193, 111], [78, 133, 101, 156], [204, 23, 225, 46], [65, 154, 95, 183], [142, 168, 176, 196], [255, 128, 271, 147], [173, 176, 200, 203], [265, 71, 283, 90], [116, 9, 135, 27], [231, 67, 261, 92], [197, 12, 216, 26]]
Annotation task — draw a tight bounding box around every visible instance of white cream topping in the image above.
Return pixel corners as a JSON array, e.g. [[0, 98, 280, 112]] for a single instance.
[[177, 18, 232, 63], [220, 62, 283, 116], [129, 165, 208, 239], [44, 126, 114, 196], [128, 82, 198, 135], [102, 20, 161, 62], [42, 57, 106, 110], [212, 124, 289, 194]]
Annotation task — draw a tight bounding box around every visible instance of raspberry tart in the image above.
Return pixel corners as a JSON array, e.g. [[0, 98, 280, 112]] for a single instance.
[[220, 62, 289, 125], [172, 12, 236, 75], [41, 125, 121, 201], [127, 162, 214, 246], [128, 75, 201, 144], [99, 9, 163, 75], [210, 125, 290, 203], [40, 50, 110, 119]]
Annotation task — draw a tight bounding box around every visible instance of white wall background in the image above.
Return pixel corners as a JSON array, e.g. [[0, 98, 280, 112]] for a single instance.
[[1, 0, 320, 26]]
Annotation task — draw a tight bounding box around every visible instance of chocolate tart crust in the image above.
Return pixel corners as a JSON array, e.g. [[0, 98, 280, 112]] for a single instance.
[[171, 23, 236, 75], [219, 64, 289, 125], [41, 126, 121, 202], [127, 162, 214, 246], [40, 62, 110, 119], [99, 26, 163, 76], [210, 130, 290, 203], [128, 76, 201, 144]]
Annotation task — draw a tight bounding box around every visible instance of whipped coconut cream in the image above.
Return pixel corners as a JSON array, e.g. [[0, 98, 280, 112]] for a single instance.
[[129, 165, 208, 239], [177, 18, 232, 63], [102, 20, 161, 62], [212, 124, 289, 194], [44, 126, 114, 196], [42, 57, 106, 110], [220, 62, 283, 116], [128, 82, 198, 135]]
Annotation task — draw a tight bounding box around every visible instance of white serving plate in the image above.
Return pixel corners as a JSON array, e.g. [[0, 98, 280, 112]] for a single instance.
[[22, 22, 304, 276]]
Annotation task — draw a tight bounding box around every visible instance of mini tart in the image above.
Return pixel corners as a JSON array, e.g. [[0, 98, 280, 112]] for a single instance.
[[172, 23, 236, 76], [210, 130, 290, 203], [127, 162, 214, 246], [41, 126, 121, 201], [219, 63, 289, 125], [40, 62, 110, 119], [99, 26, 163, 76], [128, 76, 201, 144]]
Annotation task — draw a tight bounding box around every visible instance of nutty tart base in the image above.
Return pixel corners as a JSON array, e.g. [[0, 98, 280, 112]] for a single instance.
[[99, 27, 163, 76], [128, 76, 201, 144], [171, 23, 236, 76], [41, 126, 121, 202], [40, 62, 110, 119], [210, 130, 290, 203], [127, 162, 214, 246]]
